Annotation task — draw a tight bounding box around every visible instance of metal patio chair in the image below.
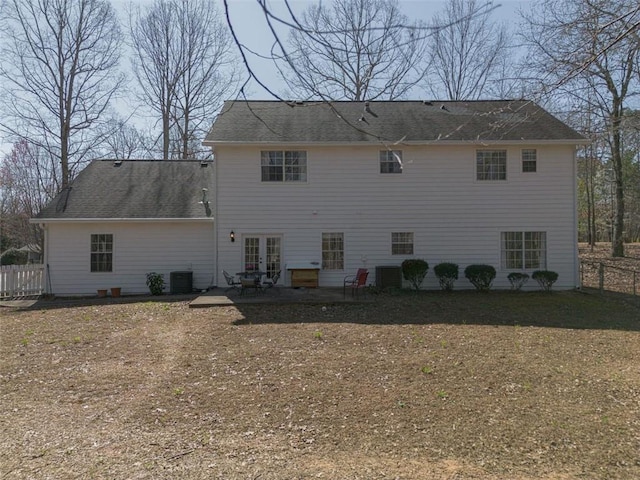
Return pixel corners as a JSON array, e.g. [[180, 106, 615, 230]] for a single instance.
[[343, 268, 368, 297], [222, 270, 241, 292]]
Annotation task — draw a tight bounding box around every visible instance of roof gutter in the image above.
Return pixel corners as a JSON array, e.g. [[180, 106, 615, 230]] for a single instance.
[[31, 217, 215, 224]]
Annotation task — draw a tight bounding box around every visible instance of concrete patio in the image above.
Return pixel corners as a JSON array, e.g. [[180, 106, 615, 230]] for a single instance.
[[189, 286, 373, 307]]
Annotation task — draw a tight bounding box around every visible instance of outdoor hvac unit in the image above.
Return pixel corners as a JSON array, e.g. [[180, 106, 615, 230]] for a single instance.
[[170, 271, 193, 294], [375, 266, 402, 289]]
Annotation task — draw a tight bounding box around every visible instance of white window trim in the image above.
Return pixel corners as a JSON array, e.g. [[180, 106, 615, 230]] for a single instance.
[[522, 148, 537, 173], [379, 150, 403, 174], [90, 233, 114, 273], [260, 150, 308, 183], [322, 232, 344, 270], [476, 149, 507, 181], [391, 232, 414, 255], [500, 231, 547, 270]]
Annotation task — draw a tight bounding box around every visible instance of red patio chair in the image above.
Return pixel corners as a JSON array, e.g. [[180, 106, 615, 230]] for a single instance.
[[343, 268, 369, 297]]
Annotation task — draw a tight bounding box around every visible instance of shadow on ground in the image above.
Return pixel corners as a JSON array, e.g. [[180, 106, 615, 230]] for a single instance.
[[228, 289, 640, 332], [3, 288, 640, 332]]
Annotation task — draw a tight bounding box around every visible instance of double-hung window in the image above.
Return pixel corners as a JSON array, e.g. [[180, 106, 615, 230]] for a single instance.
[[380, 150, 403, 174], [522, 149, 537, 173], [91, 234, 113, 272], [322, 233, 344, 270], [261, 150, 307, 182], [392, 232, 414, 255], [501, 231, 546, 269], [476, 150, 507, 180]]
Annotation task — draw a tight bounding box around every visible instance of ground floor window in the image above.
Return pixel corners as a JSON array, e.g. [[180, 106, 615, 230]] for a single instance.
[[392, 232, 413, 255], [501, 231, 546, 269], [91, 234, 113, 272], [322, 232, 344, 270]]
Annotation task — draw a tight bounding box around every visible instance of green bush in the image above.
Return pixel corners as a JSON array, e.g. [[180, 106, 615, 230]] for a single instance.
[[146, 272, 165, 295], [434, 262, 459, 291], [532, 270, 558, 292], [507, 272, 530, 291], [401, 259, 429, 291], [464, 264, 496, 291]]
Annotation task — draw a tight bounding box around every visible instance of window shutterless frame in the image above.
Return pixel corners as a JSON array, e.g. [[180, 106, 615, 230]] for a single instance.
[[90, 233, 113, 272], [476, 149, 507, 180]]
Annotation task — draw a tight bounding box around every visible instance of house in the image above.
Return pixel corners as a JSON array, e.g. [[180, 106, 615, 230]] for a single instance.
[[34, 100, 588, 295], [33, 160, 214, 296], [202, 100, 588, 290]]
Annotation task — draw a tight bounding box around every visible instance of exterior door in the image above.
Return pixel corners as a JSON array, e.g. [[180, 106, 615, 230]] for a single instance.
[[243, 236, 282, 279]]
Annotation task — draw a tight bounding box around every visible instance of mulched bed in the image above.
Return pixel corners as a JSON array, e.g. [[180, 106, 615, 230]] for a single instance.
[[1, 289, 639, 479]]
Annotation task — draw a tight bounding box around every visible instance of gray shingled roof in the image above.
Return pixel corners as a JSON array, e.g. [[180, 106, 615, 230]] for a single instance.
[[204, 100, 586, 144], [36, 160, 214, 220]]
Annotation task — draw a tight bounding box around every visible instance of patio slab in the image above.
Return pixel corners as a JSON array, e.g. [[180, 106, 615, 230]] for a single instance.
[[189, 287, 372, 307]]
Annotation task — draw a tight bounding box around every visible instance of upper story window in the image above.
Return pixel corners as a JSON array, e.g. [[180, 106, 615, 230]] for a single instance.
[[392, 232, 414, 255], [522, 149, 537, 173], [91, 234, 113, 272], [261, 150, 307, 182], [476, 150, 506, 180], [380, 150, 403, 174]]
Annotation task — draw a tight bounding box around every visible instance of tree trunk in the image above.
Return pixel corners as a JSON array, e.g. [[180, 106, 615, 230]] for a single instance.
[[611, 111, 625, 257]]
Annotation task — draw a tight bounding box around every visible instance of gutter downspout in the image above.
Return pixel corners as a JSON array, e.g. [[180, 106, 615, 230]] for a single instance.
[[42, 224, 50, 294], [573, 146, 580, 289], [214, 148, 219, 289]]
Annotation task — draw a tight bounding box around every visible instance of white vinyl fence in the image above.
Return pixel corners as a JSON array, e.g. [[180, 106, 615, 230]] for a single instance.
[[0, 264, 45, 299]]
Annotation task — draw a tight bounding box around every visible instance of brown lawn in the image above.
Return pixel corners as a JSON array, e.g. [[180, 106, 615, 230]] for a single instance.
[[1, 287, 639, 479]]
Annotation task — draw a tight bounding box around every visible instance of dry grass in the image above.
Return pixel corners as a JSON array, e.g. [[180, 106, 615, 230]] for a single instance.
[[1, 289, 640, 479]]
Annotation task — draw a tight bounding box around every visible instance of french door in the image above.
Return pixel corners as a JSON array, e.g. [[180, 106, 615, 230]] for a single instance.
[[243, 235, 282, 279]]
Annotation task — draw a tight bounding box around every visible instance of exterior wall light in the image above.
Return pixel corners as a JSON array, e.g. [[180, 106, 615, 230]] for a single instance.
[[230, 230, 235, 242]]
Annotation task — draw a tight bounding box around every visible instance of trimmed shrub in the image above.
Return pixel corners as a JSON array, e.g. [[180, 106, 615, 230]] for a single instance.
[[464, 264, 496, 291], [401, 259, 429, 291], [532, 270, 558, 292], [434, 262, 459, 291], [507, 272, 530, 291], [146, 272, 165, 295]]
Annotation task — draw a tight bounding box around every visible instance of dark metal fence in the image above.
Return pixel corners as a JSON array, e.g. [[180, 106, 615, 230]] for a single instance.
[[580, 261, 639, 295]]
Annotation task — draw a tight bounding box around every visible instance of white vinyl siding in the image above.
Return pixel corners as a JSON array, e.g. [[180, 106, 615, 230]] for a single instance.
[[215, 143, 577, 289], [46, 221, 214, 295]]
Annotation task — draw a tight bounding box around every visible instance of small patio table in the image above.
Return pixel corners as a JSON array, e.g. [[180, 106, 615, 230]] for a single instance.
[[236, 271, 266, 295]]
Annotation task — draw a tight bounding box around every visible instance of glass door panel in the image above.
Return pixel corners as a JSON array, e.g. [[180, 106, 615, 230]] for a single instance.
[[243, 235, 282, 278], [244, 237, 260, 272]]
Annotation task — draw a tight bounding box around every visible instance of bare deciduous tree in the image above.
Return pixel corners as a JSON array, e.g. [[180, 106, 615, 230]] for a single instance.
[[0, 141, 58, 261], [521, 0, 640, 257], [131, 0, 238, 160], [427, 0, 511, 100], [0, 0, 124, 189], [280, 0, 426, 101], [101, 120, 154, 160]]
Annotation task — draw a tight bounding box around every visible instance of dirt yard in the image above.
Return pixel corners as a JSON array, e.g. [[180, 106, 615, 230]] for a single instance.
[[1, 289, 639, 479]]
